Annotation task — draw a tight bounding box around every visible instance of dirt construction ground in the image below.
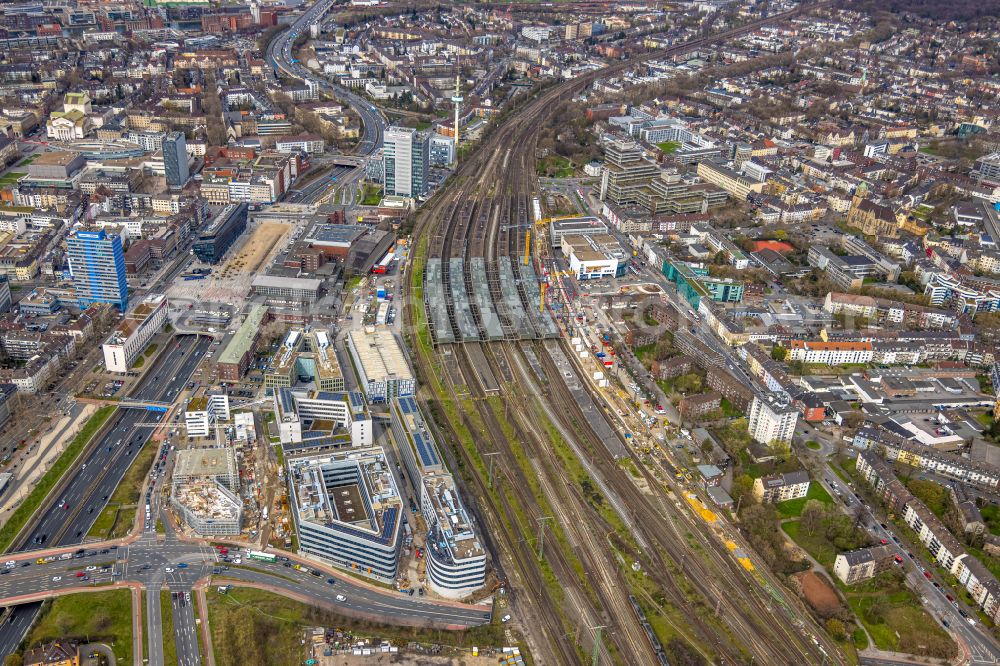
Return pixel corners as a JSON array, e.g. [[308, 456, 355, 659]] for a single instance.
[[796, 570, 841, 615], [219, 221, 290, 277], [167, 221, 292, 304]]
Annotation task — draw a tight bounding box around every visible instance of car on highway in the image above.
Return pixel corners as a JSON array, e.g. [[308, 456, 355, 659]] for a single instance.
[[164, 567, 174, 573], [335, 594, 346, 602], [86, 565, 96, 571], [177, 563, 188, 569], [51, 576, 61, 582]]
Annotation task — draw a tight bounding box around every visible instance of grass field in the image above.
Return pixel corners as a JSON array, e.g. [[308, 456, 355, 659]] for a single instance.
[[360, 184, 382, 206], [776, 482, 834, 519], [781, 520, 838, 568], [784, 518, 955, 659], [846, 590, 952, 655], [0, 405, 116, 551], [0, 171, 25, 185], [88, 436, 157, 539], [160, 590, 177, 665], [657, 141, 680, 154], [26, 590, 133, 665], [207, 587, 504, 666]]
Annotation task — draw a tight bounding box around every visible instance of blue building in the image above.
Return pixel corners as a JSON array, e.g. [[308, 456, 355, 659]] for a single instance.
[[661, 259, 743, 310], [66, 227, 128, 311]]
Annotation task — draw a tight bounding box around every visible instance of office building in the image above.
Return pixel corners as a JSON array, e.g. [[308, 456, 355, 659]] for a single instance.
[[747, 393, 798, 448], [264, 328, 344, 392], [390, 396, 444, 481], [184, 389, 231, 438], [102, 293, 168, 372], [0, 384, 17, 429], [287, 447, 404, 582], [217, 305, 268, 381], [383, 126, 429, 198], [192, 203, 248, 264], [66, 227, 128, 311], [598, 139, 659, 206], [273, 387, 371, 447], [0, 276, 11, 313], [973, 153, 1000, 183], [250, 275, 322, 304], [163, 131, 189, 189], [421, 473, 487, 599], [347, 328, 415, 402]]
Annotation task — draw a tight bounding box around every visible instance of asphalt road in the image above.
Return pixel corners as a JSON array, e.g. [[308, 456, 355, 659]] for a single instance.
[[169, 586, 200, 666], [146, 583, 164, 666], [0, 524, 492, 626], [0, 335, 211, 658], [266, 0, 385, 157]]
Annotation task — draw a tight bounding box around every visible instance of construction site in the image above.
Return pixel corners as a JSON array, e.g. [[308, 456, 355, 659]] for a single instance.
[[168, 219, 294, 305]]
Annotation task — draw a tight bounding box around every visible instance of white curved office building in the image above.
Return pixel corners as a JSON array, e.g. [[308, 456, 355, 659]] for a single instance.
[[421, 473, 486, 599]]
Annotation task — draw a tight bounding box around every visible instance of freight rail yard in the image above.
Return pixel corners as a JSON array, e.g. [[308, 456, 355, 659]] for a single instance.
[[404, 4, 842, 663]]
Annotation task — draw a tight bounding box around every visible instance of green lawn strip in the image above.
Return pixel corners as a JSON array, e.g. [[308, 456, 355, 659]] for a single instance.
[[89, 436, 158, 539], [160, 590, 178, 665], [207, 586, 505, 666], [141, 590, 147, 662], [657, 141, 680, 154], [776, 483, 834, 519], [830, 463, 851, 484], [193, 589, 208, 665], [852, 627, 868, 649], [0, 405, 116, 551], [25, 590, 133, 665]]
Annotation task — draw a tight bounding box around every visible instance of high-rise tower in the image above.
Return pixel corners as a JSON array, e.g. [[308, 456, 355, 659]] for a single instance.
[[451, 73, 462, 166]]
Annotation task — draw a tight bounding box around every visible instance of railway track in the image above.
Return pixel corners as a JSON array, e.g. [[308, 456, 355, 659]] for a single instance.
[[534, 341, 842, 663], [404, 1, 841, 663]]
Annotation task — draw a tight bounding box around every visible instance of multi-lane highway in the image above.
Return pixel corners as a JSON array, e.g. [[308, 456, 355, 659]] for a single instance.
[[0, 526, 492, 648], [266, 0, 385, 157], [0, 335, 211, 657]]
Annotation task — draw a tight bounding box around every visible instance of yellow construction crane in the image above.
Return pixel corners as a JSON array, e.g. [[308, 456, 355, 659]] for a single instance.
[[524, 229, 531, 265], [540, 281, 547, 312], [535, 214, 583, 226]]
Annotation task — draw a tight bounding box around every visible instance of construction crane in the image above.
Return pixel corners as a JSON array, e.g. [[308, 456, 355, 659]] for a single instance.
[[535, 214, 584, 226]]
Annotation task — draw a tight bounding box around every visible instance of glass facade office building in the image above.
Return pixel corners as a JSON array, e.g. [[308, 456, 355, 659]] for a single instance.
[[163, 131, 189, 189], [67, 227, 129, 311]]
